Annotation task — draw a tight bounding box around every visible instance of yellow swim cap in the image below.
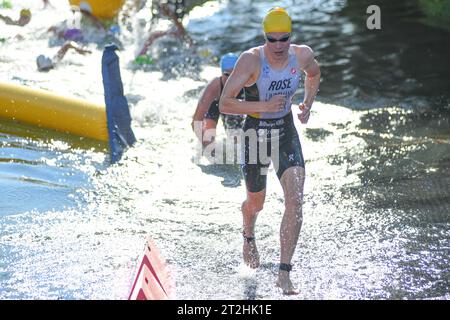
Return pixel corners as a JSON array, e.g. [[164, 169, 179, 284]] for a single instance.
[[20, 9, 32, 18], [262, 7, 291, 33]]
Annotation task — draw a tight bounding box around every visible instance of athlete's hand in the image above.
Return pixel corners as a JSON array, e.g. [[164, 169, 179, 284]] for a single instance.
[[267, 94, 286, 113], [298, 102, 311, 124]]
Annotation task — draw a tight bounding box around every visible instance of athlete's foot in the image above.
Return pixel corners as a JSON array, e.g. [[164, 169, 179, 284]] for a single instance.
[[242, 233, 260, 268], [276, 270, 299, 295]]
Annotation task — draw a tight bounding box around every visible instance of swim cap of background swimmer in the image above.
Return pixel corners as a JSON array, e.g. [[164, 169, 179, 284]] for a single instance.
[[262, 7, 291, 33], [20, 9, 31, 17], [220, 53, 239, 72]]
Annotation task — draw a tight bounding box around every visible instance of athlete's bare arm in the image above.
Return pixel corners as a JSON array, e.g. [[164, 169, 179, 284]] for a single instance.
[[219, 50, 285, 115], [191, 77, 221, 129], [293, 45, 320, 123]]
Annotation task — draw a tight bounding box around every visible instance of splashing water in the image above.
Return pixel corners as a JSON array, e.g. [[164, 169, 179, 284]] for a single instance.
[[0, 0, 449, 300]]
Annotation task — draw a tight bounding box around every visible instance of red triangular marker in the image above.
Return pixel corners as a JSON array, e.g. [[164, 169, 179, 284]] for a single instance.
[[128, 237, 174, 300]]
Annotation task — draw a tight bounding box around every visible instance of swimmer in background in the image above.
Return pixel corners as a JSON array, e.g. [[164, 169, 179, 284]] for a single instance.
[[192, 53, 245, 151], [36, 41, 92, 72], [0, 9, 31, 27], [138, 0, 213, 56]]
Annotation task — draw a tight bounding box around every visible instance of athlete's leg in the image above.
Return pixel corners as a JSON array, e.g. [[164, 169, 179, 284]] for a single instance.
[[240, 115, 266, 268], [242, 188, 266, 268], [277, 166, 305, 294]]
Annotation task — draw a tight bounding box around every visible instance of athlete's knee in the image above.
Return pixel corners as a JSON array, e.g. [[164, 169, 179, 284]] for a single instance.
[[284, 203, 303, 224], [242, 198, 264, 213], [285, 193, 303, 213]]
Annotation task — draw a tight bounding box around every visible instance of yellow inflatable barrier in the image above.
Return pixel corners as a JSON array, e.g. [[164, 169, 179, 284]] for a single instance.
[[0, 81, 108, 141], [68, 0, 125, 19]]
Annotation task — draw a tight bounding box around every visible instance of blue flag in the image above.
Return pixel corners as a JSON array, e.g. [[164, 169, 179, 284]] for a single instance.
[[102, 44, 136, 163]]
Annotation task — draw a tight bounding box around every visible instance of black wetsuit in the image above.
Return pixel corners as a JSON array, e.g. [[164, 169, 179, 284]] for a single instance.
[[242, 109, 305, 193], [241, 47, 305, 193]]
